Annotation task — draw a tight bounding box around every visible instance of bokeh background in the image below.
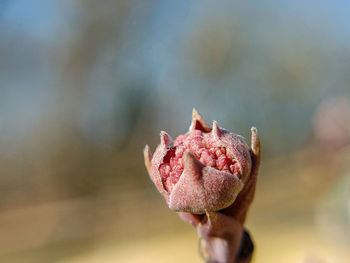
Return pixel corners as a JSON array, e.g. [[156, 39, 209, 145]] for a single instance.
[[1, 0, 350, 262]]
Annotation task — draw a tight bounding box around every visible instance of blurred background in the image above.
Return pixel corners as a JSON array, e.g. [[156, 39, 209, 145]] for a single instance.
[[0, 0, 350, 262]]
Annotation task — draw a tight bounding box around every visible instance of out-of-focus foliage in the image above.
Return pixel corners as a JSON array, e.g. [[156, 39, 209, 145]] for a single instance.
[[0, 0, 349, 262]]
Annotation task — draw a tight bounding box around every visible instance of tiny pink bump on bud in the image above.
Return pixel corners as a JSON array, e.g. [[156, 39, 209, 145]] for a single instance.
[[144, 109, 253, 214]]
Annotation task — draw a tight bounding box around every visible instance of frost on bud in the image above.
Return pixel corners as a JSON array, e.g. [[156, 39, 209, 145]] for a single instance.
[[144, 109, 253, 214]]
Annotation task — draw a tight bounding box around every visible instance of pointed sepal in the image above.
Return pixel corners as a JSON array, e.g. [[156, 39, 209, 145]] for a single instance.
[[189, 108, 211, 132]]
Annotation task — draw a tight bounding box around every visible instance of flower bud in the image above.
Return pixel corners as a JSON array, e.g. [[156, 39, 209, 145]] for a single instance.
[[144, 109, 253, 214]]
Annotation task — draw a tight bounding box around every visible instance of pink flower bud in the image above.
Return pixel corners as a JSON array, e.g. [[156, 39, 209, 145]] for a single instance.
[[144, 109, 253, 214]]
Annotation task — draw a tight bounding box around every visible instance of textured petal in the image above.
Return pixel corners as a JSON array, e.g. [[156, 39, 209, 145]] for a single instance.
[[215, 131, 252, 184], [168, 151, 244, 214], [148, 131, 173, 198]]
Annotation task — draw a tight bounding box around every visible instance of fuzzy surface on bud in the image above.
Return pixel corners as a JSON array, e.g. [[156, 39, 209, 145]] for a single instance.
[[144, 109, 253, 214]]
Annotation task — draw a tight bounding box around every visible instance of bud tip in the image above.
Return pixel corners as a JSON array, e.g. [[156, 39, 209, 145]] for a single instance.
[[143, 145, 152, 172], [183, 150, 203, 174], [190, 108, 211, 131], [212, 121, 221, 139], [160, 131, 171, 146]]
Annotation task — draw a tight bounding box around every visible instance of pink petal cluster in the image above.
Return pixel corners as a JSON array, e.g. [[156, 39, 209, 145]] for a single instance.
[[144, 109, 252, 214]]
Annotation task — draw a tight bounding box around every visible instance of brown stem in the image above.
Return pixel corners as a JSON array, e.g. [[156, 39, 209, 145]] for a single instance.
[[179, 212, 253, 263], [178, 127, 261, 263]]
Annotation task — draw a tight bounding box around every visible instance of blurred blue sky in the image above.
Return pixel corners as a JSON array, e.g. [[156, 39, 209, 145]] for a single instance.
[[0, 0, 349, 153]]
